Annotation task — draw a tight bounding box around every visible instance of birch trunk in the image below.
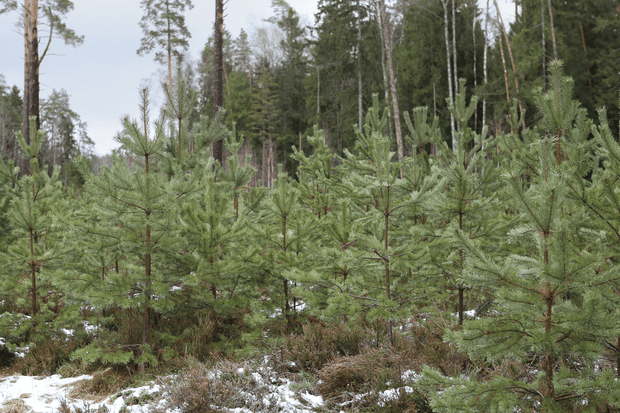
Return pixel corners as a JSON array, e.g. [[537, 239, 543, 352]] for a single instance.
[[441, 0, 456, 152], [380, 0, 404, 172], [498, 33, 513, 133], [495, 0, 526, 130], [376, 2, 393, 140], [451, 0, 458, 98]]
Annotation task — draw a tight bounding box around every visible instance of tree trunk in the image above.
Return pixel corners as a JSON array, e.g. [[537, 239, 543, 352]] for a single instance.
[[376, 2, 393, 140], [441, 0, 456, 152], [357, 0, 363, 131], [494, 0, 526, 130], [166, 0, 172, 98], [380, 0, 403, 173], [547, 0, 558, 60], [578, 20, 592, 89], [451, 0, 459, 112], [472, 0, 477, 133], [498, 33, 513, 133], [212, 0, 224, 165], [23, 0, 40, 175], [542, 0, 546, 92], [483, 0, 489, 129]]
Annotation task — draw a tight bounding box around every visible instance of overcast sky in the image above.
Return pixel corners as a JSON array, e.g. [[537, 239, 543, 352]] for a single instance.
[[0, 0, 515, 156]]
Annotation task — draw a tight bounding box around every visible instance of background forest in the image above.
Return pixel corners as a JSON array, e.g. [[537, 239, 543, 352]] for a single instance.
[[1, 0, 620, 412]]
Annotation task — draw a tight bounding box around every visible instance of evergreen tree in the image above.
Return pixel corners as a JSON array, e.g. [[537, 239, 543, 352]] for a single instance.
[[310, 0, 383, 152], [137, 0, 194, 96], [418, 63, 620, 413], [0, 117, 76, 354], [73, 88, 175, 367], [423, 80, 500, 325]]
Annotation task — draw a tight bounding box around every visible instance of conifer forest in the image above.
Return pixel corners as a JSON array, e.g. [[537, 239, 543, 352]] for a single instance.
[[1, 0, 620, 412]]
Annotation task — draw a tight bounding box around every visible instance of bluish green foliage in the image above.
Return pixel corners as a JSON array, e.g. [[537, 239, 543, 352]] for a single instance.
[[417, 63, 620, 413], [0, 117, 79, 352]]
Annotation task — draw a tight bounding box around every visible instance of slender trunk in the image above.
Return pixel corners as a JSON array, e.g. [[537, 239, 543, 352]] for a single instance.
[[542, 283, 555, 400], [316, 66, 320, 118], [143, 153, 151, 350], [515, 0, 519, 22], [458, 212, 464, 326], [384, 188, 393, 346], [472, 2, 477, 133], [262, 139, 267, 186], [451, 0, 459, 130], [166, 1, 172, 98], [30, 227, 37, 318], [617, 335, 620, 380], [547, 0, 558, 60], [578, 20, 592, 89], [483, 0, 489, 129], [495, 0, 526, 130], [282, 215, 290, 327], [498, 34, 513, 133], [441, 0, 456, 152], [357, 0, 363, 131], [23, 0, 39, 175], [212, 0, 224, 165], [269, 134, 274, 187], [542, 0, 546, 91], [380, 0, 403, 175], [377, 2, 393, 140], [223, 62, 233, 114]]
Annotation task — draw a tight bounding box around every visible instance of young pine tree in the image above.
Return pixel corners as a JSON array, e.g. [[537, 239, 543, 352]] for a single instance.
[[0, 117, 77, 354], [419, 66, 620, 412], [72, 88, 176, 367]]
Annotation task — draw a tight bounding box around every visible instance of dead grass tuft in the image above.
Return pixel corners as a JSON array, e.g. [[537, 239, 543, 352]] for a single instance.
[[57, 398, 107, 413], [67, 367, 133, 400], [395, 315, 465, 376], [12, 337, 81, 376], [286, 321, 367, 371], [316, 348, 399, 396], [156, 357, 282, 413], [0, 399, 30, 413]]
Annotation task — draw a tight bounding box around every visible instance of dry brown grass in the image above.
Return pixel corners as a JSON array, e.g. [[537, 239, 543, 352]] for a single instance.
[[285, 321, 368, 371], [156, 357, 283, 413], [395, 315, 466, 376], [57, 398, 108, 413], [0, 399, 30, 413], [316, 348, 399, 397], [66, 367, 133, 401], [11, 338, 82, 376]]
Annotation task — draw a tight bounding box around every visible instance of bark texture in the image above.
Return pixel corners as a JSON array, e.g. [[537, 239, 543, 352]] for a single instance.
[[212, 0, 224, 165]]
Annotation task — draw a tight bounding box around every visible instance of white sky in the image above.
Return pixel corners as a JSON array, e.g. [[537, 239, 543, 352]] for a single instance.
[[0, 0, 515, 156]]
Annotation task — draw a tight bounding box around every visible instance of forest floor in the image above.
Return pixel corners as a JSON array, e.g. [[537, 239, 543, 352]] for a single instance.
[[0, 359, 423, 412], [0, 315, 452, 412]]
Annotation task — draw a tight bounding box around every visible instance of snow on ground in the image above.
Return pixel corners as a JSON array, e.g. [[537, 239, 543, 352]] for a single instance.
[[0, 365, 422, 412], [0, 374, 161, 413]]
